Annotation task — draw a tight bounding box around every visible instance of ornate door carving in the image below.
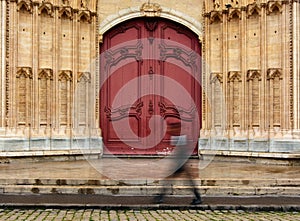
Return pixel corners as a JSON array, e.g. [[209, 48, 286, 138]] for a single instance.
[[100, 18, 201, 155]]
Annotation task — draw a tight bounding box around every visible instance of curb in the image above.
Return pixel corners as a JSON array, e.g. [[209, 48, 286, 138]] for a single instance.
[[0, 203, 299, 211]]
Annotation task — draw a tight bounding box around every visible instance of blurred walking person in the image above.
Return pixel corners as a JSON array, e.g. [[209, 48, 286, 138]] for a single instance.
[[154, 121, 202, 205]]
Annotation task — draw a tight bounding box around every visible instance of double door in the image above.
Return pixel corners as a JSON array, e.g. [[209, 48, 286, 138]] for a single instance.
[[100, 18, 201, 155]]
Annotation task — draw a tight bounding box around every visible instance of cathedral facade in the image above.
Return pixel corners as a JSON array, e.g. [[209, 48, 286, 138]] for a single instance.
[[0, 0, 299, 159]]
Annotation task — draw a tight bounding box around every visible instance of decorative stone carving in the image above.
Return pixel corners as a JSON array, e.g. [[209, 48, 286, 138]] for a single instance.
[[266, 1, 283, 15], [247, 70, 261, 81], [58, 70, 72, 81], [38, 68, 53, 80], [228, 9, 242, 21], [247, 3, 261, 18], [78, 10, 91, 23], [210, 72, 223, 83], [209, 11, 223, 23], [17, 0, 33, 13], [58, 6, 73, 19], [228, 71, 241, 82], [140, 2, 162, 17], [38, 2, 54, 17], [16, 67, 33, 79], [77, 72, 91, 82], [267, 68, 282, 80]]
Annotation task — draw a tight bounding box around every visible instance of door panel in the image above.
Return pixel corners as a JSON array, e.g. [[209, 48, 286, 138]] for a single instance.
[[100, 18, 201, 155]]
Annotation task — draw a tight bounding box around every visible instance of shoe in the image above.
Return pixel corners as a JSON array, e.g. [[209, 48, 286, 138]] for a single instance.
[[154, 195, 164, 204], [191, 198, 202, 205]]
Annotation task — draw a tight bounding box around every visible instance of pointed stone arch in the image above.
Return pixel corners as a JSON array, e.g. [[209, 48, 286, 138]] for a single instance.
[[58, 6, 73, 19], [247, 3, 261, 18], [98, 4, 202, 41], [267, 1, 284, 15], [228, 71, 242, 82], [247, 70, 262, 81], [267, 68, 282, 80], [16, 67, 33, 79], [78, 10, 92, 23], [38, 2, 54, 17], [210, 11, 223, 24], [38, 68, 53, 80], [228, 9, 241, 21], [17, 0, 33, 13]]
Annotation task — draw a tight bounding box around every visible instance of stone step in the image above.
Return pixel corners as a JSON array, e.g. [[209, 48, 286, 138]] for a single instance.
[[1, 178, 300, 187], [1, 184, 300, 196]]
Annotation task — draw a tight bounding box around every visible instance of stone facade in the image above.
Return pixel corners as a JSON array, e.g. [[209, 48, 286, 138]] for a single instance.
[[0, 0, 299, 158], [0, 0, 101, 157], [200, 0, 300, 156]]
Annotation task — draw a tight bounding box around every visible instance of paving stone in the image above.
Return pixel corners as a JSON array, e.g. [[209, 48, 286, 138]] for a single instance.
[[0, 208, 295, 221]]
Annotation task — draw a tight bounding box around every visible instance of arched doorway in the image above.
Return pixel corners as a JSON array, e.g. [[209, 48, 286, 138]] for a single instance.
[[100, 17, 201, 155]]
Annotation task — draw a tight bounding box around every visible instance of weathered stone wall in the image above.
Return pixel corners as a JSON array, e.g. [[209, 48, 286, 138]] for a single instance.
[[0, 0, 299, 157], [200, 0, 300, 154], [1, 0, 102, 156]]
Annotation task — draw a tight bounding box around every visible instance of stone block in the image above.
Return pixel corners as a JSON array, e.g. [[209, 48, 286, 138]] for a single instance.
[[248, 139, 269, 152], [270, 139, 300, 153], [198, 138, 210, 150], [51, 138, 71, 150], [229, 139, 248, 151], [30, 138, 51, 151], [1, 138, 30, 152], [211, 138, 229, 151]]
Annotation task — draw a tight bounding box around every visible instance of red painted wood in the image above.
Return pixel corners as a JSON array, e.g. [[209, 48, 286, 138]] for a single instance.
[[100, 18, 201, 155]]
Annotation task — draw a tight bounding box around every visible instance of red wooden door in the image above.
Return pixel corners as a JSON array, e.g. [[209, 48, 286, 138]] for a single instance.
[[100, 18, 201, 155]]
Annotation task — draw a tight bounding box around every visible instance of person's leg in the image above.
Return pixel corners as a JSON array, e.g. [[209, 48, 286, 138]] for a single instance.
[[184, 165, 202, 204]]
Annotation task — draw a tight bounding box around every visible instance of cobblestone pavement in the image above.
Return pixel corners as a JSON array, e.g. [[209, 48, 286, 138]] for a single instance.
[[0, 208, 299, 221]]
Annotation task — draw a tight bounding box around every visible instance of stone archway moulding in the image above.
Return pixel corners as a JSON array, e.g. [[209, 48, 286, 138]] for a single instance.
[[98, 5, 203, 42]]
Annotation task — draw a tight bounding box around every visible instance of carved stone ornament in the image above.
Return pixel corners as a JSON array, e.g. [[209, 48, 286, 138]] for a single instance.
[[140, 2, 162, 17], [246, 3, 261, 18], [247, 70, 261, 81], [16, 67, 33, 78], [210, 72, 223, 83], [38, 68, 53, 80], [267, 68, 282, 80], [78, 10, 91, 23], [38, 2, 54, 17], [58, 70, 72, 81], [228, 9, 242, 21], [58, 6, 73, 19], [209, 11, 223, 23], [228, 71, 242, 82], [266, 1, 283, 15], [17, 0, 33, 13], [77, 72, 91, 82]]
